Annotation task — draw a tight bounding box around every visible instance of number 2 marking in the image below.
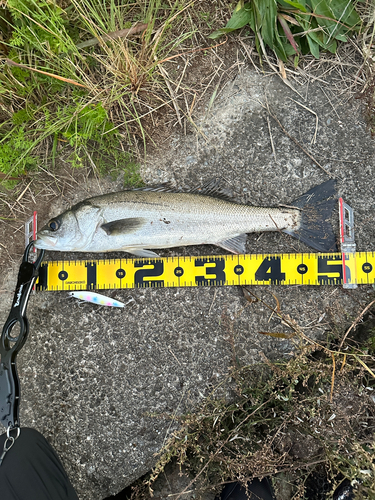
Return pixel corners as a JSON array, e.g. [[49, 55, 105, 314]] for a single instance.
[[134, 260, 164, 288]]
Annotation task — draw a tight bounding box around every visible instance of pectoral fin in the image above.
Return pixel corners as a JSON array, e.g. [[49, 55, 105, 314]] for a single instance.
[[101, 217, 146, 236]]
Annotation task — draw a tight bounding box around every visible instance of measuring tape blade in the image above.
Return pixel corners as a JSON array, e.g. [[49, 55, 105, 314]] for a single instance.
[[35, 252, 375, 291]]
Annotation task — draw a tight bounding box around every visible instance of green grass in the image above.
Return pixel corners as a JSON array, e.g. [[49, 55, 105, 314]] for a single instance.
[[0, 0, 366, 191], [0, 126, 37, 188], [0, 0, 196, 188], [210, 0, 362, 63]]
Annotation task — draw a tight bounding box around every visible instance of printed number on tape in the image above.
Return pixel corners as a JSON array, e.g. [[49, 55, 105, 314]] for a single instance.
[[35, 252, 375, 291]]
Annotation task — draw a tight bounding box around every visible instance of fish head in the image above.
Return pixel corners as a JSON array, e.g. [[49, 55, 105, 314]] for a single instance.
[[35, 202, 101, 251]]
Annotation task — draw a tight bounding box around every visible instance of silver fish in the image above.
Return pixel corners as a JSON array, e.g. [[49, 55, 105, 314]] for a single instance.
[[34, 179, 337, 256]]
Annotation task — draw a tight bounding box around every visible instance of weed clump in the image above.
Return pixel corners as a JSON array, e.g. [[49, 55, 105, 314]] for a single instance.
[[145, 305, 375, 500], [0, 0, 194, 188], [0, 126, 37, 187]]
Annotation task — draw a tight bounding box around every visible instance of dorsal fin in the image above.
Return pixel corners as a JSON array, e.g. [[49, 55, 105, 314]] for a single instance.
[[189, 178, 235, 201], [133, 182, 179, 193], [133, 178, 235, 201]]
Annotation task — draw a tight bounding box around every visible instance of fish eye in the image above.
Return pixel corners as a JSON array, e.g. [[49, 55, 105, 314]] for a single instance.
[[49, 219, 60, 231]]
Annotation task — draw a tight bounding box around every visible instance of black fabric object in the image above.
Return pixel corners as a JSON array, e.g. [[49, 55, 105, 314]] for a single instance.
[[0, 427, 79, 500], [218, 478, 275, 500]]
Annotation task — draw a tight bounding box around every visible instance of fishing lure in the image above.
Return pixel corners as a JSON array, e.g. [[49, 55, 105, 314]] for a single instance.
[[68, 291, 125, 308]]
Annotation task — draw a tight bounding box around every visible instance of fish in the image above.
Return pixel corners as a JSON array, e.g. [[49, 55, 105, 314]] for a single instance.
[[68, 291, 126, 307], [34, 179, 337, 256]]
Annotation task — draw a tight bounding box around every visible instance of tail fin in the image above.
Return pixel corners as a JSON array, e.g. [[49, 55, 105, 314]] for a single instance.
[[283, 180, 337, 252]]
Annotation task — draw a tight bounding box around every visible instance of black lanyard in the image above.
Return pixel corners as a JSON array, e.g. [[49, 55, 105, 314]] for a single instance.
[[0, 242, 44, 431]]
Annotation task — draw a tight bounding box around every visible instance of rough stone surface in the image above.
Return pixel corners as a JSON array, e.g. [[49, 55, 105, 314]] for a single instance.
[[0, 67, 374, 499]]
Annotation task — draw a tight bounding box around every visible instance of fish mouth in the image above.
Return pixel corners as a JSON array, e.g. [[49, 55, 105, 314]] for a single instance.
[[34, 234, 57, 249]]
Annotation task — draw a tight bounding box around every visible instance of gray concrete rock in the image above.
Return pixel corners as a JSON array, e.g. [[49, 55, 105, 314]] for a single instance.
[[0, 68, 374, 499]]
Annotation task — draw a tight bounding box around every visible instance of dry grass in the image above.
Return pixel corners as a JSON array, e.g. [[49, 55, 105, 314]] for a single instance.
[[132, 292, 375, 500]]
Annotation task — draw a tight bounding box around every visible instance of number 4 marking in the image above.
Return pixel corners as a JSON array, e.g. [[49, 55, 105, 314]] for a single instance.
[[255, 257, 286, 284]]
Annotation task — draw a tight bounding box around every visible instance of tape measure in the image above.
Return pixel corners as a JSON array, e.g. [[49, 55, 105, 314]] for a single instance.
[[35, 251, 375, 291]]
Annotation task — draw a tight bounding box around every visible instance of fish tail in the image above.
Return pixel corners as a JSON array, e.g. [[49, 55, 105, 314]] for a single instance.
[[283, 179, 337, 252]]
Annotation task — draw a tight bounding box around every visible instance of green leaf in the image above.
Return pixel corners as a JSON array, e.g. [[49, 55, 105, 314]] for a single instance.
[[273, 38, 288, 62], [254, 0, 277, 48], [233, 1, 245, 12], [273, 35, 287, 61], [309, 0, 341, 41], [306, 33, 320, 58], [208, 2, 253, 39], [335, 33, 347, 42], [325, 38, 337, 53], [12, 107, 34, 125], [310, 0, 360, 45], [296, 14, 326, 49], [329, 0, 361, 28], [278, 0, 308, 13], [317, 28, 339, 52], [226, 2, 253, 29], [250, 1, 261, 32]]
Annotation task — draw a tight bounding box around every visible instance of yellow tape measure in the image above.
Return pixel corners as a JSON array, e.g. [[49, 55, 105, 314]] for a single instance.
[[35, 252, 375, 291]]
